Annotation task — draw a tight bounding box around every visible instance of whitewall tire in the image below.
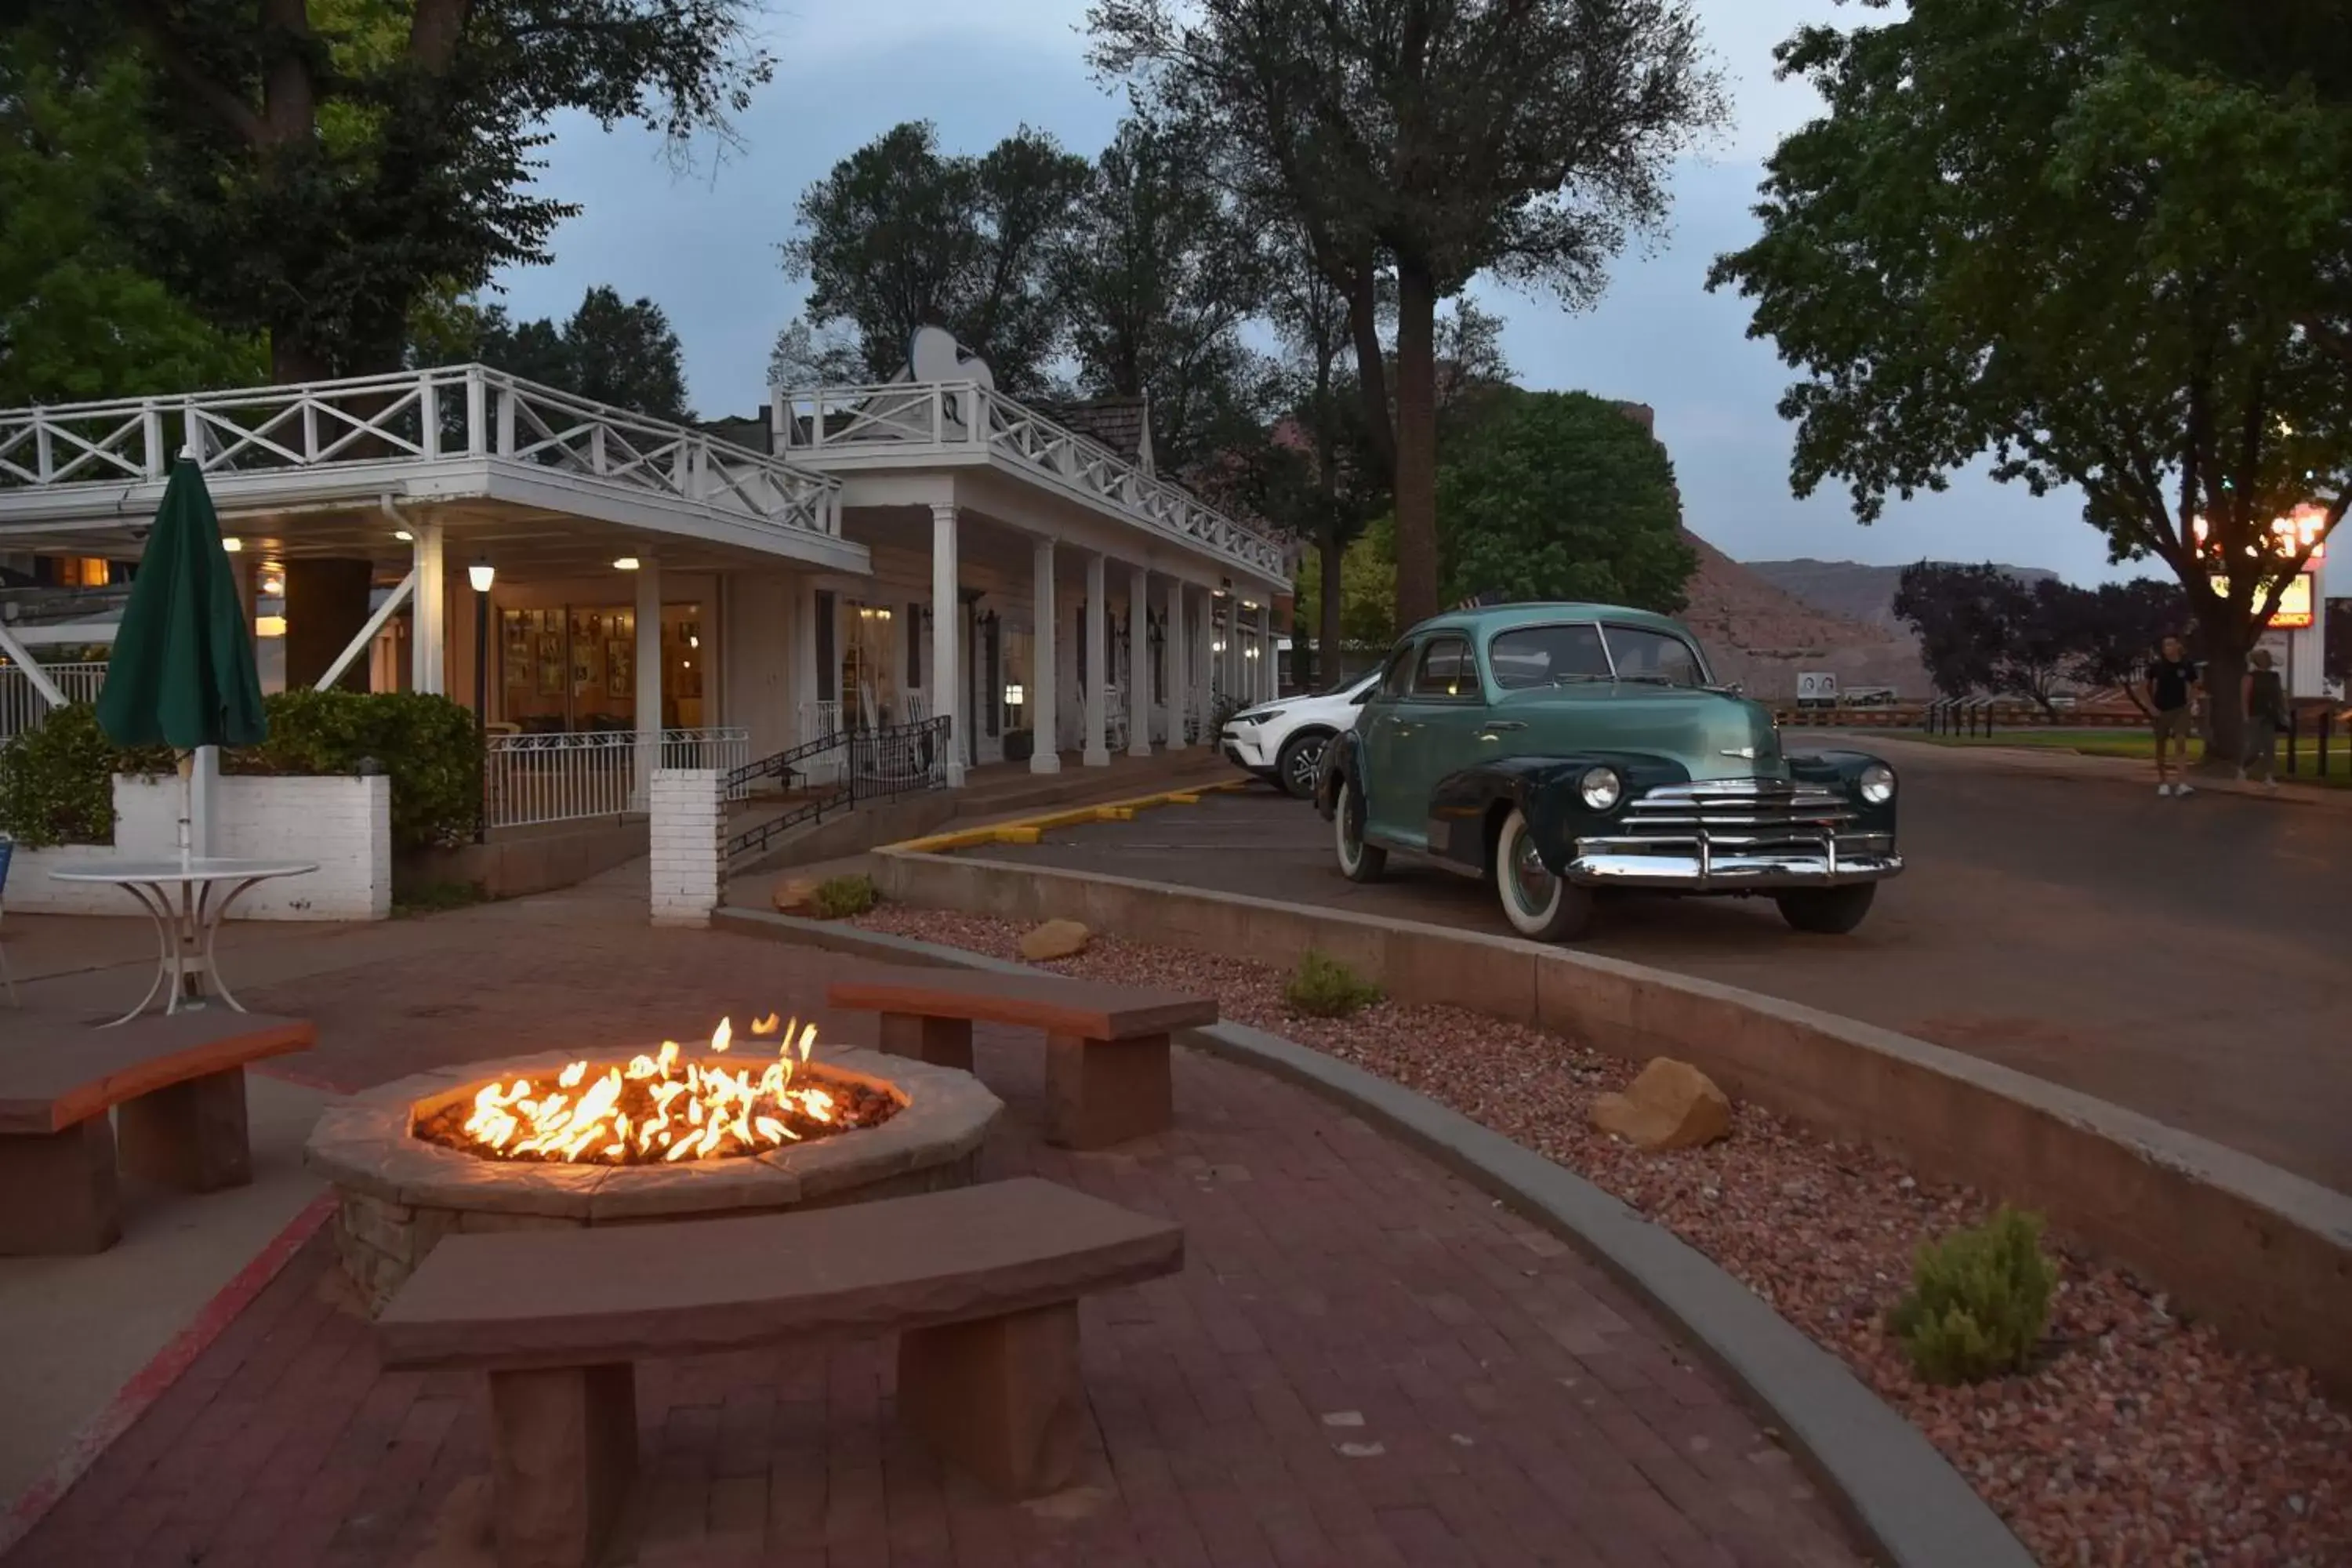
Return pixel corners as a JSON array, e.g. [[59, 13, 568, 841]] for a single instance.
[[1334, 778, 1388, 883], [1494, 807, 1594, 942]]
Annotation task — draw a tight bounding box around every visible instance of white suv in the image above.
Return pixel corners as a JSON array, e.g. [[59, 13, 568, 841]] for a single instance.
[[1220, 671, 1379, 798]]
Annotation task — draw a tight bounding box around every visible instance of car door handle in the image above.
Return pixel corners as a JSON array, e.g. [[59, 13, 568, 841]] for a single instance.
[[1479, 720, 1526, 733]]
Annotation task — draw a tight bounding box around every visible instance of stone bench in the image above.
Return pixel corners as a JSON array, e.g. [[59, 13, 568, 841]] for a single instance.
[[0, 1012, 317, 1254], [376, 1176, 1182, 1568], [826, 966, 1218, 1149]]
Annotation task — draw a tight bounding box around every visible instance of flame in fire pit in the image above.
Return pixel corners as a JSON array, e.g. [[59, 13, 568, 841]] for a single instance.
[[430, 1016, 897, 1166]]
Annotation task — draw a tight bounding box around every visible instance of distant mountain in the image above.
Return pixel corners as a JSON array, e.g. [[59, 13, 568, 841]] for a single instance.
[[1678, 532, 1926, 702], [1744, 558, 2060, 633]]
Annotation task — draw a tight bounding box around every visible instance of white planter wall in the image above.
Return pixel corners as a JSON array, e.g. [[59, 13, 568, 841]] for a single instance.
[[7, 773, 392, 920]]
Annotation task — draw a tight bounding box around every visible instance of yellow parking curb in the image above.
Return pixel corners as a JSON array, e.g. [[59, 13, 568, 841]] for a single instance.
[[887, 779, 1244, 855]]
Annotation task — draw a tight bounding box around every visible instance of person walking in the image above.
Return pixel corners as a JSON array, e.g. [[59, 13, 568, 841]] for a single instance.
[[2241, 648, 2287, 790], [2143, 633, 2201, 797]]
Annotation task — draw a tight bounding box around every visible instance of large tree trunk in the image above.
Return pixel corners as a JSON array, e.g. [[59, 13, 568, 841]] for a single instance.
[[1319, 532, 1345, 687], [1341, 268, 1395, 481], [2201, 642, 2249, 772], [1392, 260, 1439, 630]]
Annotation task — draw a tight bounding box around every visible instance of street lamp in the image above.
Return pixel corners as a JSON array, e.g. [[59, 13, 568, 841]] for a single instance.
[[470, 557, 495, 843]]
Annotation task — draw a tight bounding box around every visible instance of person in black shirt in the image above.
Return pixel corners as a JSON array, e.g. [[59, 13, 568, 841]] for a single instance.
[[2242, 648, 2287, 790], [2142, 634, 2201, 797]]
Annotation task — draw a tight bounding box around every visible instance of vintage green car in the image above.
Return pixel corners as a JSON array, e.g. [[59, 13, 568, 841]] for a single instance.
[[1313, 603, 1903, 941]]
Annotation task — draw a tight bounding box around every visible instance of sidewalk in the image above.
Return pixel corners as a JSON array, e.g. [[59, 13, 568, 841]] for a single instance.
[[0, 889, 1867, 1566], [1846, 733, 2352, 810]]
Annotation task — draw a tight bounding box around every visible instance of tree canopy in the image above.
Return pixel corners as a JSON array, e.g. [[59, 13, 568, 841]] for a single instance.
[[778, 121, 1091, 396], [0, 33, 261, 404], [1893, 563, 2191, 713], [1708, 0, 2351, 753], [1089, 0, 1725, 630], [472, 285, 693, 419], [1436, 390, 1693, 615], [17, 0, 771, 381]]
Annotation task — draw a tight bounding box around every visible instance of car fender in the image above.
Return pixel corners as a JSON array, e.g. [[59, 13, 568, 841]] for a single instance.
[[1313, 725, 1367, 818], [1786, 748, 1899, 835], [1425, 753, 1692, 874]]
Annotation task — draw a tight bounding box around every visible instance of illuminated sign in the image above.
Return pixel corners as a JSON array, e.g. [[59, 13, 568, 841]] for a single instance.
[[2210, 570, 2314, 630]]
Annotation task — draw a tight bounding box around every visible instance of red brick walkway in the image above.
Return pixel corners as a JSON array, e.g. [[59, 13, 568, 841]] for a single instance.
[[7, 906, 1865, 1567]]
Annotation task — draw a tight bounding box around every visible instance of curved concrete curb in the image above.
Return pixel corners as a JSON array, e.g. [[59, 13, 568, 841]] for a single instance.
[[716, 906, 2032, 1568], [844, 849, 2352, 1400]]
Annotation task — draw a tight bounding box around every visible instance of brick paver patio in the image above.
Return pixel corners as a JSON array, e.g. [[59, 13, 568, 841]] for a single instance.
[[6, 893, 1865, 1567]]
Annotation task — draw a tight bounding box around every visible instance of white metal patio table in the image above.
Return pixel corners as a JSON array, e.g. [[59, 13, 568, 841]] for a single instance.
[[45, 858, 319, 1027]]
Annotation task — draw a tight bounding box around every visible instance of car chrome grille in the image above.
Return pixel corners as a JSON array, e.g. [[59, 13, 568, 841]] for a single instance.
[[1601, 779, 1856, 851]]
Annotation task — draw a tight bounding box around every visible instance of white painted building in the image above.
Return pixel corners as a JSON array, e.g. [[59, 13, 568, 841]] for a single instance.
[[0, 347, 1294, 810]]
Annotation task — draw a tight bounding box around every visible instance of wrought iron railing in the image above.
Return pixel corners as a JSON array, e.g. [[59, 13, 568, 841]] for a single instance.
[[772, 380, 1285, 579], [725, 715, 951, 865], [0, 365, 844, 540]]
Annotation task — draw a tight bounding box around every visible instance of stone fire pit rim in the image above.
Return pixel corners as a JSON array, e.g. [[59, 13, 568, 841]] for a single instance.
[[303, 1046, 1000, 1223]]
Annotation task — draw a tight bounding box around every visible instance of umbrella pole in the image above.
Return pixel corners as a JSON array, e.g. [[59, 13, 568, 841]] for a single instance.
[[176, 750, 194, 871]]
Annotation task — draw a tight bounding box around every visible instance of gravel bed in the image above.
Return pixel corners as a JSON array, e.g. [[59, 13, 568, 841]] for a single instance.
[[854, 906, 2352, 1568]]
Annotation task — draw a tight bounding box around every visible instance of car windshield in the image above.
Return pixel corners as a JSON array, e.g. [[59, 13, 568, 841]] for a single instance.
[[1489, 624, 1612, 689], [1601, 625, 1709, 688]]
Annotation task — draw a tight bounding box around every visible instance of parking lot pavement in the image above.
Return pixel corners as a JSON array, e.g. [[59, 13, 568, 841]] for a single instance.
[[975, 745, 2352, 1195]]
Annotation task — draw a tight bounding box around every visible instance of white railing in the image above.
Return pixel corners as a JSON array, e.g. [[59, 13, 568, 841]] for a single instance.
[[775, 381, 1287, 579], [0, 366, 843, 540], [0, 661, 107, 739], [484, 725, 750, 829]]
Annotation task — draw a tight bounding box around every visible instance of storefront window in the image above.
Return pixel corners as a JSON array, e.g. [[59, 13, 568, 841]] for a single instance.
[[494, 601, 702, 733]]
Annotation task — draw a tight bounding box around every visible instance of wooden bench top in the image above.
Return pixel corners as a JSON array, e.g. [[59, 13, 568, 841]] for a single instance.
[[376, 1178, 1184, 1374], [826, 966, 1217, 1040], [0, 1013, 315, 1135]]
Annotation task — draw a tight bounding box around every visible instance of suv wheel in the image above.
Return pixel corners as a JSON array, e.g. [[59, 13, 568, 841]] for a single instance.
[[1494, 808, 1594, 942], [1276, 730, 1332, 800], [1775, 884, 1877, 935], [1334, 778, 1387, 883]]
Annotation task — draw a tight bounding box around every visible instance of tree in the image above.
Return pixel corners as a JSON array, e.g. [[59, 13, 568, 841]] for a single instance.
[[0, 33, 260, 403], [2074, 578, 2193, 714], [1294, 517, 1403, 656], [1436, 390, 1694, 615], [1090, 0, 1726, 630], [1892, 564, 2009, 700], [473, 286, 692, 419], [1893, 564, 2191, 713], [1708, 0, 2351, 764], [780, 122, 1091, 396], [24, 0, 770, 383], [1054, 113, 1265, 470]]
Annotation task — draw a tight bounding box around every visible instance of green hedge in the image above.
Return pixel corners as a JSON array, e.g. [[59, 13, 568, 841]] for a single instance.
[[1, 691, 481, 851]]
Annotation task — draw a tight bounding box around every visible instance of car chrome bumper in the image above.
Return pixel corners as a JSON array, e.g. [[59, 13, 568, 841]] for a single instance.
[[1566, 833, 1901, 891]]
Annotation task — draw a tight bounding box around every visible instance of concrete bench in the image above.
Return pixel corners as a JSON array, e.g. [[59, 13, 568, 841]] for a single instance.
[[0, 1012, 316, 1254], [376, 1177, 1183, 1568], [826, 966, 1218, 1149]]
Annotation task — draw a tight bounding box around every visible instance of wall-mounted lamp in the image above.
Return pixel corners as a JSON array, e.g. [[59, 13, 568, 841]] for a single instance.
[[467, 557, 496, 593], [613, 557, 641, 572], [1004, 684, 1025, 706], [392, 528, 413, 543], [1244, 645, 1261, 660], [260, 568, 286, 597], [1212, 639, 1227, 654]]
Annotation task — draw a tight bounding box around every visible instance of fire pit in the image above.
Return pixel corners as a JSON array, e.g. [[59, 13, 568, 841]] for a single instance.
[[306, 1016, 1002, 1314]]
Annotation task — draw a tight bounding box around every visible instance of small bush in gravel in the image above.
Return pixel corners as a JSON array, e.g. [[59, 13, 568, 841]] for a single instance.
[[1283, 950, 1382, 1018], [811, 875, 879, 919], [1889, 1205, 2058, 1385]]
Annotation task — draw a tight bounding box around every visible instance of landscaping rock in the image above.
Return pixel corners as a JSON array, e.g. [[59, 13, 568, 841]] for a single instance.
[[1018, 919, 1093, 962], [1589, 1058, 1732, 1151], [772, 877, 822, 916]]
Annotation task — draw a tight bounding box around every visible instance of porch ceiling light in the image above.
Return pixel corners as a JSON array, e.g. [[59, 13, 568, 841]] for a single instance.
[[221, 536, 244, 553], [468, 557, 496, 593], [614, 556, 641, 571], [393, 528, 413, 543]]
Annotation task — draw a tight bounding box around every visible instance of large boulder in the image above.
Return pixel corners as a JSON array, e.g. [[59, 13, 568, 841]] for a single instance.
[[1590, 1058, 1732, 1152], [771, 877, 821, 916], [1018, 919, 1093, 962]]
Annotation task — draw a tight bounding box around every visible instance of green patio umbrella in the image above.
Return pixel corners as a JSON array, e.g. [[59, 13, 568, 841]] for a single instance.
[[96, 458, 268, 863]]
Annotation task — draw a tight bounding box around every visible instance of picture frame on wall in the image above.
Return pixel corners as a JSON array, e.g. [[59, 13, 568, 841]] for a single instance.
[[606, 640, 632, 699]]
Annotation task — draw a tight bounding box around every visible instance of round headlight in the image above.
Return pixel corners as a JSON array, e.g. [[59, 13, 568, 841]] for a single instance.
[[1579, 766, 1624, 811], [1859, 763, 1896, 804]]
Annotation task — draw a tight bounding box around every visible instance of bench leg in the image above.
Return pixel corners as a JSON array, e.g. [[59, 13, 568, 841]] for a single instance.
[[898, 1301, 1084, 1498], [1045, 1030, 1172, 1150], [0, 1117, 121, 1254], [879, 1011, 975, 1073], [118, 1065, 251, 1192], [488, 1363, 638, 1568]]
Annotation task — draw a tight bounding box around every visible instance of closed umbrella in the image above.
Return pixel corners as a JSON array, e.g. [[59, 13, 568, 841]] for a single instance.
[[96, 457, 267, 865]]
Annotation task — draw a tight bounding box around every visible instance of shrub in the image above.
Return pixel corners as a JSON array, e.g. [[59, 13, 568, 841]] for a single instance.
[[811, 873, 878, 919], [1886, 1206, 2059, 1385], [1283, 949, 1382, 1018], [0, 704, 120, 847]]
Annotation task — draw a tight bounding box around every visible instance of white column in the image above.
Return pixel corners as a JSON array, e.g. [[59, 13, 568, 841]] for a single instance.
[[410, 520, 445, 695], [1083, 554, 1111, 766], [930, 504, 965, 786], [790, 576, 818, 745], [634, 553, 662, 805], [1165, 579, 1189, 749], [1196, 590, 1214, 731], [648, 768, 721, 927], [1030, 539, 1061, 774], [1127, 564, 1152, 757], [1258, 602, 1276, 701]]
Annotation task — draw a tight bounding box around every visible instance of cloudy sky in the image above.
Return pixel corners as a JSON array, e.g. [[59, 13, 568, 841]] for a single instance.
[[492, 0, 2146, 584]]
